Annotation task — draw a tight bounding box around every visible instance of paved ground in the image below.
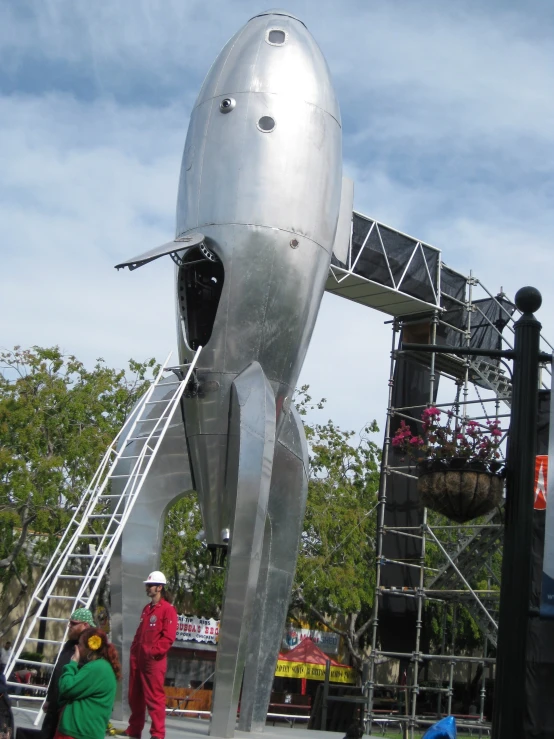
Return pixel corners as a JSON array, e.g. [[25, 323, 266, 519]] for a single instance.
[[14, 708, 382, 739]]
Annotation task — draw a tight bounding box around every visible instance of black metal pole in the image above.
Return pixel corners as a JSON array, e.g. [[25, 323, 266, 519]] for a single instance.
[[321, 659, 331, 730], [491, 286, 542, 739]]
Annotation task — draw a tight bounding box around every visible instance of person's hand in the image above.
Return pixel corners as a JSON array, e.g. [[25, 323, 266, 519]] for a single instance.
[[71, 646, 80, 663], [43, 701, 49, 711]]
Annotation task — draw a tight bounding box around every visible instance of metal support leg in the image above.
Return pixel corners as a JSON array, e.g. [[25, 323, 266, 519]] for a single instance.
[[210, 362, 276, 738], [239, 405, 309, 731]]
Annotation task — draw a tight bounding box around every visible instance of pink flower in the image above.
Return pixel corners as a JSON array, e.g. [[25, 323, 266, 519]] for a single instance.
[[422, 407, 441, 419]]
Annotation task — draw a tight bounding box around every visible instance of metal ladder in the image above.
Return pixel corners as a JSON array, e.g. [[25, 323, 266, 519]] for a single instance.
[[468, 358, 512, 404], [4, 347, 201, 717]]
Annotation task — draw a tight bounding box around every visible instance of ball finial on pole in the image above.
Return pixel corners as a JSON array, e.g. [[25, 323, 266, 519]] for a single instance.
[[515, 286, 542, 315]]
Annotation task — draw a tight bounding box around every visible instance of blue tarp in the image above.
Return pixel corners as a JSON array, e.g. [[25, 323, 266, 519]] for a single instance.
[[423, 715, 456, 738]]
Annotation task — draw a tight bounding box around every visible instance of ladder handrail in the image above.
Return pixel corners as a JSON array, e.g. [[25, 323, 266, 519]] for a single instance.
[[4, 349, 199, 692], [7, 358, 169, 663], [73, 348, 201, 608]]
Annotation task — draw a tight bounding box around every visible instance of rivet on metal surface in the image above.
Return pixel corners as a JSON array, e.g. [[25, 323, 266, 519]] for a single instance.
[[220, 528, 231, 544], [220, 97, 236, 113], [290, 239, 299, 249]]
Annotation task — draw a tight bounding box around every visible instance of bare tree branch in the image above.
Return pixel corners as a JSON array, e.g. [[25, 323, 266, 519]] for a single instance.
[[0, 503, 35, 568], [292, 590, 347, 637]]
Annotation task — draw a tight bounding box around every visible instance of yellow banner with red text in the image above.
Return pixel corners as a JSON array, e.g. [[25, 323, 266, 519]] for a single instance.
[[275, 659, 356, 684]]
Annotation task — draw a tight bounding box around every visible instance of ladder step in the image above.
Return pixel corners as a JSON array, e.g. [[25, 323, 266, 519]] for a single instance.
[[26, 638, 64, 645], [6, 681, 48, 692], [127, 435, 161, 442], [68, 554, 96, 558], [48, 595, 77, 600], [89, 514, 122, 519], [58, 575, 87, 580], [108, 474, 144, 479], [7, 694, 45, 702], [145, 399, 172, 405], [119, 455, 146, 460], [79, 534, 113, 538], [98, 494, 131, 499], [15, 658, 55, 668], [38, 617, 68, 623]]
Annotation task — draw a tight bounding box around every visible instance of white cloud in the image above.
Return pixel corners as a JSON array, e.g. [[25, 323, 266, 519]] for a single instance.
[[1, 0, 552, 434]]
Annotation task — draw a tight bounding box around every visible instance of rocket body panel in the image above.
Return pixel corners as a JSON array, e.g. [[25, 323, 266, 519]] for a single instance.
[[177, 225, 331, 380], [177, 16, 342, 247], [114, 10, 344, 733], [173, 11, 343, 546], [177, 223, 330, 544], [195, 14, 340, 127]]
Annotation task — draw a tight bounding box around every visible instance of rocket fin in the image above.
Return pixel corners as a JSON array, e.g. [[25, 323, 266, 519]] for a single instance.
[[332, 176, 354, 265], [114, 232, 205, 271], [239, 403, 310, 732], [210, 362, 276, 738]]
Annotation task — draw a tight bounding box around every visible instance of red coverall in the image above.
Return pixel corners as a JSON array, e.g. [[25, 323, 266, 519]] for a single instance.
[[127, 598, 177, 739]]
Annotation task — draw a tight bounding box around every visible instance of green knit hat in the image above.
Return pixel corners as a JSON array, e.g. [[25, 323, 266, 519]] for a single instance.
[[69, 608, 95, 627]]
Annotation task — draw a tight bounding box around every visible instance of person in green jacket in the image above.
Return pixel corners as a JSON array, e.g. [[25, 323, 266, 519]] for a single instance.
[[55, 628, 121, 739]]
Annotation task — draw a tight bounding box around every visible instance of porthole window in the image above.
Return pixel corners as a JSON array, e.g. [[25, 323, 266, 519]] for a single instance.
[[267, 29, 286, 45], [257, 116, 276, 132]]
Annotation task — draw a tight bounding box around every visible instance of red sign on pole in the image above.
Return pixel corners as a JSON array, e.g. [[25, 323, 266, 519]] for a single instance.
[[534, 455, 548, 510]]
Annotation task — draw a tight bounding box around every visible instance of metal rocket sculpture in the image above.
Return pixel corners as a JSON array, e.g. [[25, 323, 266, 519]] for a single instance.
[[114, 9, 352, 737]]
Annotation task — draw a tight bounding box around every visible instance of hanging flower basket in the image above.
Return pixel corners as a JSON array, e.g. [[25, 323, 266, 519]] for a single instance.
[[392, 407, 505, 524], [417, 459, 504, 523]]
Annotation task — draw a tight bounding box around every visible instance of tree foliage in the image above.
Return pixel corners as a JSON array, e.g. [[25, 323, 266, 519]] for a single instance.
[[0, 346, 158, 637], [290, 386, 381, 673], [160, 495, 225, 618], [423, 508, 501, 656], [0, 351, 383, 674]]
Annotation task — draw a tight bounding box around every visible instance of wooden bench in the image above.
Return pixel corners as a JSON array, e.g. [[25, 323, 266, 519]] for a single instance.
[[365, 713, 402, 736], [267, 702, 311, 727], [164, 687, 212, 718]]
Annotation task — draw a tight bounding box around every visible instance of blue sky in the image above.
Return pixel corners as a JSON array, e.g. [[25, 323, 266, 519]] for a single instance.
[[1, 0, 553, 433]]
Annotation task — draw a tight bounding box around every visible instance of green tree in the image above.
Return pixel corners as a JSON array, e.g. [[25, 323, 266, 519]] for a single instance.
[[160, 495, 225, 617], [423, 507, 501, 656], [158, 385, 383, 674], [290, 387, 381, 674], [0, 346, 158, 637]]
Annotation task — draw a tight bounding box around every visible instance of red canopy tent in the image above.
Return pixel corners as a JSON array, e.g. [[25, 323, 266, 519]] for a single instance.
[[275, 638, 355, 684]]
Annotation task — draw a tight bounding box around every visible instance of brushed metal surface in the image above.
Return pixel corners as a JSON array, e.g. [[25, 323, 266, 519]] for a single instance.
[[110, 378, 193, 721], [239, 404, 309, 731], [176, 10, 340, 733], [179, 224, 330, 544], [210, 362, 276, 738], [114, 9, 341, 736]]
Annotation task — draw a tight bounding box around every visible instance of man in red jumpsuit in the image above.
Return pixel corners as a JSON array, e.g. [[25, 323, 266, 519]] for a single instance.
[[121, 571, 177, 739]]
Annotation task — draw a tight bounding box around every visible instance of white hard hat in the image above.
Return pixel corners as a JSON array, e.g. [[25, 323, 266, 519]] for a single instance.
[[144, 571, 167, 585]]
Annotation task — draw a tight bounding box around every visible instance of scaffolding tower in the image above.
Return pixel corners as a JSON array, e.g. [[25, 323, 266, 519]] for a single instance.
[[325, 211, 552, 736], [364, 275, 551, 738]]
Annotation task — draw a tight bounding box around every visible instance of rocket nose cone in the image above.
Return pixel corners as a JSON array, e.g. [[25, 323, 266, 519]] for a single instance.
[[250, 9, 306, 26]]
